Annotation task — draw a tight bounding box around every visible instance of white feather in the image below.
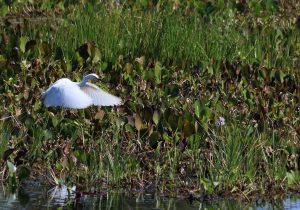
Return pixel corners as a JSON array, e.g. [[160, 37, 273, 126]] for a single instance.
[[42, 74, 121, 109], [80, 82, 122, 106], [42, 78, 93, 108]]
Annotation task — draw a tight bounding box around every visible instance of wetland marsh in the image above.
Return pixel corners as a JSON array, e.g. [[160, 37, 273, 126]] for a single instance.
[[0, 0, 299, 205]]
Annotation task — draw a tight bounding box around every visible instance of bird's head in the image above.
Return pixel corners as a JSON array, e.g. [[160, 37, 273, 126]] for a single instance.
[[79, 73, 99, 87], [83, 73, 99, 81]]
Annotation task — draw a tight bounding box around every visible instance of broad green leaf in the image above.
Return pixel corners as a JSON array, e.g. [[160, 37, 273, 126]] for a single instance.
[[92, 48, 101, 64], [286, 171, 300, 186], [149, 131, 160, 148], [168, 115, 179, 131], [201, 107, 211, 122], [56, 163, 63, 171], [51, 116, 59, 128], [134, 114, 143, 131], [0, 5, 9, 17], [19, 37, 28, 53], [56, 1, 65, 10], [207, 66, 214, 75], [142, 107, 153, 122], [125, 124, 134, 133], [200, 178, 213, 194], [153, 110, 160, 125]]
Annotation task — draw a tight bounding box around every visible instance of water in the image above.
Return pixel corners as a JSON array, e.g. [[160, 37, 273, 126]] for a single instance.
[[0, 182, 299, 209]]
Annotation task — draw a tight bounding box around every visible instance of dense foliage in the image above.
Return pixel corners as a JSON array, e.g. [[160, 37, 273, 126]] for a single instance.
[[0, 0, 299, 199]]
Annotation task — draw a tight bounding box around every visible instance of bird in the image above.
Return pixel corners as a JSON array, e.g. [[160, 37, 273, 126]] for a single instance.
[[42, 73, 122, 109]]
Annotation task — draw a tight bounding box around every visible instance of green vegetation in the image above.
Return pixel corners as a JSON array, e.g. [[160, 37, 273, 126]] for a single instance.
[[0, 0, 299, 200]]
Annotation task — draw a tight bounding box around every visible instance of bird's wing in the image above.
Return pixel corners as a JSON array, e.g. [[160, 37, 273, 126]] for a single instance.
[[80, 82, 122, 106], [43, 79, 93, 109]]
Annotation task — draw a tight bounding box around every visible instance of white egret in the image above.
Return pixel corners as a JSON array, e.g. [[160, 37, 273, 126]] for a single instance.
[[42, 73, 122, 109]]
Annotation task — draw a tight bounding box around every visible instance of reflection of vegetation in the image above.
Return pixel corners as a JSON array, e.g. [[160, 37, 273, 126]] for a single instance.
[[0, 0, 299, 200], [0, 188, 297, 209]]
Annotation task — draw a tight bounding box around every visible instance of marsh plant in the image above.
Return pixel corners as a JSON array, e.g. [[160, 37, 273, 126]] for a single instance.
[[0, 0, 299, 200]]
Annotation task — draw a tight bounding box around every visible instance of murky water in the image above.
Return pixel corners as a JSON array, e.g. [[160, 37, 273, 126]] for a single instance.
[[0, 182, 299, 210]]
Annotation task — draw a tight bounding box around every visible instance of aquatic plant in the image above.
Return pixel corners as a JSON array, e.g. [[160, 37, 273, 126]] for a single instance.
[[0, 0, 299, 200]]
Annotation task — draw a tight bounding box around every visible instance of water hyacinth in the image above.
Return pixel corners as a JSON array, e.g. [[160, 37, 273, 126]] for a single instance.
[[0, 0, 299, 202]]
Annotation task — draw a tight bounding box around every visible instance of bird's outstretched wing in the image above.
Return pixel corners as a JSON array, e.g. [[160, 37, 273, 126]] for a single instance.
[[80, 82, 122, 106], [43, 79, 93, 109]]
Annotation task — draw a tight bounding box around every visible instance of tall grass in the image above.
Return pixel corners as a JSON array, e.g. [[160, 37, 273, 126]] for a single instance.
[[1, 2, 299, 198], [23, 4, 297, 70]]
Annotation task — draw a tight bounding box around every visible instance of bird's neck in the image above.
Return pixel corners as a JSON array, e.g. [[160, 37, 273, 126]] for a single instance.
[[79, 74, 97, 87], [78, 79, 87, 87]]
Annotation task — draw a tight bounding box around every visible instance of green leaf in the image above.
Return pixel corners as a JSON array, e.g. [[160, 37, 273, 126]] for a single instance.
[[286, 170, 300, 186], [201, 107, 211, 122], [207, 66, 214, 75], [279, 71, 284, 83], [183, 120, 195, 137], [134, 114, 143, 131], [17, 166, 30, 180], [194, 100, 211, 122], [41, 1, 52, 11], [270, 69, 275, 80], [153, 110, 160, 125], [149, 131, 160, 148], [266, 0, 277, 13], [66, 60, 72, 72], [56, 162, 63, 171], [101, 62, 108, 71], [165, 84, 180, 97], [0, 54, 6, 66], [125, 124, 134, 133], [0, 5, 9, 17], [143, 70, 154, 82], [154, 62, 162, 84], [168, 115, 179, 131], [43, 129, 53, 140], [92, 47, 101, 64], [51, 116, 59, 128], [138, 0, 148, 7], [200, 178, 213, 194], [194, 100, 201, 118], [19, 37, 28, 53], [142, 107, 153, 122], [56, 1, 65, 11]]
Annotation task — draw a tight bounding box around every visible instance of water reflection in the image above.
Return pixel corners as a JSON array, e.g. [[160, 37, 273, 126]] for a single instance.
[[0, 182, 299, 209], [48, 185, 76, 206]]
